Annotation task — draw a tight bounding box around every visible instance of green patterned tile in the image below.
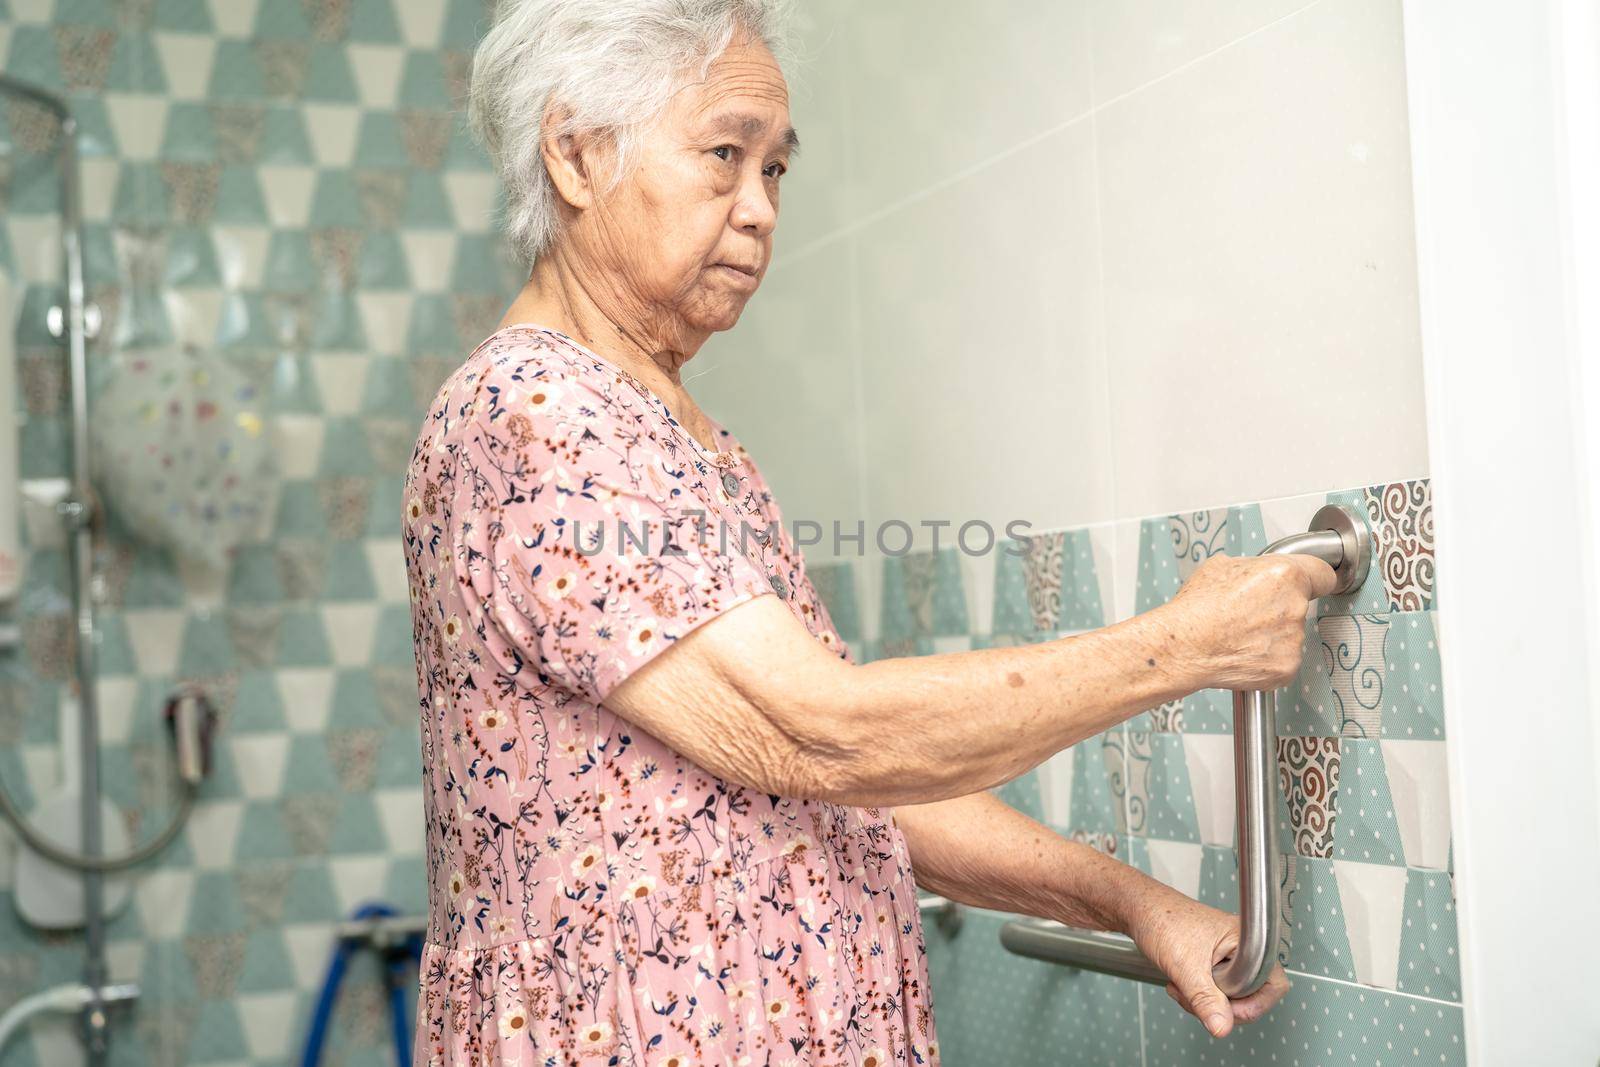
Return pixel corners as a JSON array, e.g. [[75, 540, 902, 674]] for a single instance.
[[207, 40, 268, 101], [994, 769, 1044, 823], [55, 0, 119, 25], [262, 228, 319, 292], [284, 734, 340, 793], [1134, 515, 1183, 612], [177, 611, 237, 675], [229, 670, 291, 733], [316, 418, 376, 477], [152, 0, 213, 33], [369, 605, 416, 667], [924, 909, 1142, 1067], [356, 229, 414, 289], [310, 289, 370, 349], [1284, 857, 1355, 982], [329, 670, 387, 729], [363, 477, 405, 539], [304, 42, 361, 102], [1141, 976, 1463, 1066], [185, 998, 250, 1061], [163, 224, 225, 286], [236, 799, 299, 861], [401, 168, 454, 226], [1067, 735, 1121, 836], [327, 792, 386, 853], [282, 863, 342, 923], [444, 111, 494, 170], [441, 0, 491, 48], [3, 26, 64, 89], [259, 104, 317, 164], [275, 608, 333, 668], [308, 168, 365, 227], [1195, 843, 1237, 912], [235, 927, 298, 993], [375, 728, 422, 788], [383, 854, 428, 913], [63, 92, 120, 158], [1055, 528, 1104, 630], [396, 49, 450, 108], [158, 100, 218, 161], [347, 0, 404, 44], [106, 31, 167, 93], [1382, 611, 1445, 740], [1334, 740, 1405, 866], [273, 479, 330, 538], [352, 109, 410, 168], [213, 163, 273, 222], [1396, 869, 1459, 1001], [112, 158, 172, 223], [186, 870, 248, 935], [254, 0, 315, 38]]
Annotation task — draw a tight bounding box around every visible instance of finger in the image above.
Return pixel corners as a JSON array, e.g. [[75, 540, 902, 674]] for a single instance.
[[1290, 553, 1339, 598], [1172, 968, 1234, 1039], [1230, 966, 1291, 1024]]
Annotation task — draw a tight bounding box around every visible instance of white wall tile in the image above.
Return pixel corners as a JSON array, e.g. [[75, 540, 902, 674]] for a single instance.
[[1096, 0, 1428, 519], [1381, 739, 1452, 870], [1182, 732, 1237, 847], [771, 0, 861, 252], [1146, 838, 1206, 898], [693, 240, 866, 562], [1086, 0, 1313, 103], [852, 122, 1113, 540], [1332, 858, 1409, 989], [831, 0, 1094, 222]]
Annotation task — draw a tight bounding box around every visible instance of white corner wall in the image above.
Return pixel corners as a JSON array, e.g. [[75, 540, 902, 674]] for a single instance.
[[1401, 0, 1600, 1062]]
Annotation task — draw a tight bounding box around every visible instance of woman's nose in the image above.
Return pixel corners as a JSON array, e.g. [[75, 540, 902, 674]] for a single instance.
[[731, 174, 778, 236]]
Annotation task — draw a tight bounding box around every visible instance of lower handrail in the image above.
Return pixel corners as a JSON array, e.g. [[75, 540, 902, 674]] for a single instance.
[[997, 504, 1371, 997]]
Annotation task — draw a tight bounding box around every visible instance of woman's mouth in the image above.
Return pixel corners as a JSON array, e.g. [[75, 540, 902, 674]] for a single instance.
[[712, 263, 760, 287]]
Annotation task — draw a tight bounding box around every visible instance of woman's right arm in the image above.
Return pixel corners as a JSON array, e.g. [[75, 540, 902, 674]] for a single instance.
[[606, 550, 1338, 807]]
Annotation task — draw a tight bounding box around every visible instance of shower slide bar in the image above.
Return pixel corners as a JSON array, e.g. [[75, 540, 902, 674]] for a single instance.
[[997, 504, 1373, 998]]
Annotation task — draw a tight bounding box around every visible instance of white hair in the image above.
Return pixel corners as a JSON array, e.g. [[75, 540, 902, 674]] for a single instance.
[[468, 0, 796, 267]]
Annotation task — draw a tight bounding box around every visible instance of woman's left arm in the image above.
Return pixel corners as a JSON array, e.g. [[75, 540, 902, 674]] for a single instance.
[[894, 792, 1290, 1039]]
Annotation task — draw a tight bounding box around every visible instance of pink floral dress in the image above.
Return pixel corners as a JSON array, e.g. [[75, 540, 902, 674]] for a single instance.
[[402, 324, 938, 1066]]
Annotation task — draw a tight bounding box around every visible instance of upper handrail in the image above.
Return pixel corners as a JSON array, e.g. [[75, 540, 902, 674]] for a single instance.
[[998, 504, 1372, 997]]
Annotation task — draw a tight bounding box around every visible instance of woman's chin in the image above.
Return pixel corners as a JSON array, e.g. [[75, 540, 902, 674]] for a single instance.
[[687, 295, 754, 334]]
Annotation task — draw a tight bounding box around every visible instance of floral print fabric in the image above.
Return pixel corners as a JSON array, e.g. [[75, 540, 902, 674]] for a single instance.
[[402, 325, 937, 1066]]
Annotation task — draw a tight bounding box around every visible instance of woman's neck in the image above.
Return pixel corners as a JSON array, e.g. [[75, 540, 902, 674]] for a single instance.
[[500, 254, 723, 449]]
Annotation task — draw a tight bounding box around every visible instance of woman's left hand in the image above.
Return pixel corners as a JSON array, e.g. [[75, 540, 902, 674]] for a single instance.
[[1123, 883, 1291, 1039]]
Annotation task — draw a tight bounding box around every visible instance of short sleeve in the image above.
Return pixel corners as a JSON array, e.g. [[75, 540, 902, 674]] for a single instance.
[[451, 349, 772, 704]]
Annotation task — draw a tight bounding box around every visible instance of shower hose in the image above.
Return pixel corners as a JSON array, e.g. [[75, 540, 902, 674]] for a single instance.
[[300, 903, 423, 1067]]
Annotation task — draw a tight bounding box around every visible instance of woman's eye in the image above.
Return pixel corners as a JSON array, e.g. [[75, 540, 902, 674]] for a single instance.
[[712, 144, 736, 162], [764, 162, 786, 180]]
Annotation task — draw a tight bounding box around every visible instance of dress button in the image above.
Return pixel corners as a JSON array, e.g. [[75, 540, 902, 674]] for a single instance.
[[721, 471, 740, 497], [769, 573, 788, 598]]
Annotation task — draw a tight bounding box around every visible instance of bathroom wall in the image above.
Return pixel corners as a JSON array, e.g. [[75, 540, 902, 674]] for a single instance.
[[696, 0, 1462, 1064], [0, 1, 519, 1064], [0, 2, 1460, 1066]]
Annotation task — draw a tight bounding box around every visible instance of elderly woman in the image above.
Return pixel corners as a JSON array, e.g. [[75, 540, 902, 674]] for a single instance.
[[403, 2, 1333, 1063]]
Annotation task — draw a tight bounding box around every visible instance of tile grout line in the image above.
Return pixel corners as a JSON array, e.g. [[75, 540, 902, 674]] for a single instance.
[[771, 0, 1332, 273], [1089, 0, 1328, 116], [1282, 967, 1464, 1011], [973, 471, 1433, 545]]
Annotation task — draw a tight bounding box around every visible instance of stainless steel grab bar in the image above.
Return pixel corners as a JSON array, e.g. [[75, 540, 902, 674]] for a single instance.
[[999, 504, 1372, 997]]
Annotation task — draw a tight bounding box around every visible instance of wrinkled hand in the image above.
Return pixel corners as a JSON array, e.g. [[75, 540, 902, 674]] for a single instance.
[[1126, 884, 1290, 1038]]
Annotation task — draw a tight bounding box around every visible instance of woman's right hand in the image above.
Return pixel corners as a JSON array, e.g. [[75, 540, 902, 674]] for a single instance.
[[1154, 553, 1340, 691]]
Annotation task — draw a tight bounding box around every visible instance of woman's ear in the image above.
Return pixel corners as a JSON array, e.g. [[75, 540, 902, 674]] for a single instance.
[[541, 103, 597, 211]]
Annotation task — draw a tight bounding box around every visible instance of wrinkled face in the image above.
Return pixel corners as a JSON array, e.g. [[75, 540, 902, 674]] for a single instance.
[[580, 33, 795, 339]]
